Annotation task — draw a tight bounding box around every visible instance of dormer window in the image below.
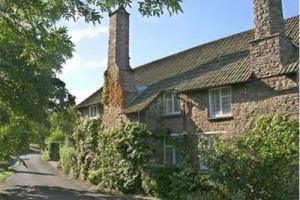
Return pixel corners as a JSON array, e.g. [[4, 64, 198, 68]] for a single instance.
[[89, 105, 100, 119], [209, 87, 232, 118], [164, 92, 180, 115]]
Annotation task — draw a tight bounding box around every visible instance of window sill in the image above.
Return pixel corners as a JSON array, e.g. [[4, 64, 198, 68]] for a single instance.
[[208, 115, 233, 121], [88, 116, 100, 120], [161, 113, 182, 118]]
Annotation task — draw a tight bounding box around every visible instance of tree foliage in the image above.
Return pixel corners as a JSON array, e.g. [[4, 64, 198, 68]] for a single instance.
[[48, 106, 78, 141], [0, 0, 183, 160]]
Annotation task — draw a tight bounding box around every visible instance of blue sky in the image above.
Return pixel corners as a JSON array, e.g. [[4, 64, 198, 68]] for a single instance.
[[57, 1, 299, 104]]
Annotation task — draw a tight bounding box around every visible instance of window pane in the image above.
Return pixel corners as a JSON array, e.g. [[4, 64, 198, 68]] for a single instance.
[[165, 93, 172, 100], [210, 90, 220, 116], [89, 107, 93, 117], [221, 87, 231, 96], [92, 107, 95, 117], [96, 105, 100, 117], [222, 96, 231, 114], [164, 92, 181, 114], [165, 100, 172, 114], [174, 96, 180, 113], [165, 147, 174, 164]]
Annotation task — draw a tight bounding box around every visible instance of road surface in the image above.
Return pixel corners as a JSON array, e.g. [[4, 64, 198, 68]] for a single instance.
[[0, 150, 125, 200]]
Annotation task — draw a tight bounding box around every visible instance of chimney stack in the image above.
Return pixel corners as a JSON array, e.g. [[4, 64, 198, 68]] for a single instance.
[[250, 0, 295, 78], [105, 7, 137, 108]]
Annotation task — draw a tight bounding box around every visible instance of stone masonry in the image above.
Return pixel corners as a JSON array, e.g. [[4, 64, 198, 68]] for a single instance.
[[101, 1, 298, 134], [250, 0, 295, 78], [103, 7, 137, 128], [138, 74, 298, 136]]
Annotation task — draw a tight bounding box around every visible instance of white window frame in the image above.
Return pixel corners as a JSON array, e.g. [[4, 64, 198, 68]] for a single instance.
[[164, 92, 180, 115], [163, 134, 181, 165], [197, 131, 226, 170], [88, 104, 100, 119], [208, 86, 232, 118]]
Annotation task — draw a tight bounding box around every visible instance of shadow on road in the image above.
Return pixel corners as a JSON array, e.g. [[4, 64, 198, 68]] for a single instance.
[[0, 185, 125, 200], [15, 170, 54, 176]]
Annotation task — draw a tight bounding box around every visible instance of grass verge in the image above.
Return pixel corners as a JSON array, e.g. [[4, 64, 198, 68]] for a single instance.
[[0, 162, 15, 183], [30, 143, 41, 150], [41, 151, 50, 162]]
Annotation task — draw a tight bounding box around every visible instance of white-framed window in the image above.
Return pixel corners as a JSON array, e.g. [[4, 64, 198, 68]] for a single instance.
[[164, 134, 180, 165], [197, 131, 226, 170], [208, 87, 232, 118], [164, 92, 180, 115], [89, 105, 100, 119]]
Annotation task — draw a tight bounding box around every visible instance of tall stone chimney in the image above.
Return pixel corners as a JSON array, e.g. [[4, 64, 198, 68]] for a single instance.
[[105, 7, 137, 108], [250, 0, 295, 78], [102, 7, 137, 128]]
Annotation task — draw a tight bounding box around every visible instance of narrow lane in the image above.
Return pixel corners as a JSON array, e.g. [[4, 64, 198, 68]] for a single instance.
[[0, 150, 123, 200]]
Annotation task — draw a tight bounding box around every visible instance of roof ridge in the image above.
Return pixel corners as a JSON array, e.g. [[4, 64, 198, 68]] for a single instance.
[[77, 87, 103, 107]]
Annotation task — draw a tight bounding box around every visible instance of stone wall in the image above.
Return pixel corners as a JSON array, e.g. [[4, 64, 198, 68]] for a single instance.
[[102, 105, 130, 129], [251, 0, 295, 78], [139, 95, 184, 133], [253, 0, 285, 39], [250, 34, 294, 78], [139, 74, 298, 136]]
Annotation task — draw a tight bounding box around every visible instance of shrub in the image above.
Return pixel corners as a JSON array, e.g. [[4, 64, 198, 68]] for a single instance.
[[96, 122, 151, 194], [59, 146, 76, 174], [207, 115, 299, 199], [87, 169, 102, 185], [73, 119, 102, 179], [48, 142, 60, 161], [141, 164, 179, 198], [168, 133, 212, 200]]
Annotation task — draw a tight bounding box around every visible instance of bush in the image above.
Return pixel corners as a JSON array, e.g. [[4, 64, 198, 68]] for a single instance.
[[73, 119, 102, 179], [141, 164, 179, 199], [168, 133, 212, 200], [96, 122, 151, 194], [207, 115, 299, 199], [48, 142, 60, 161], [59, 146, 76, 174], [87, 169, 102, 185]]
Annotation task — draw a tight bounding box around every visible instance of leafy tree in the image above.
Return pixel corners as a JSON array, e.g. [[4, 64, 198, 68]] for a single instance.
[[48, 106, 78, 141], [206, 115, 299, 199], [0, 0, 182, 158]]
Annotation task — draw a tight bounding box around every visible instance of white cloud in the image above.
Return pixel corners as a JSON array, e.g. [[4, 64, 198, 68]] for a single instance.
[[69, 26, 108, 43], [61, 54, 107, 75], [72, 88, 99, 105]]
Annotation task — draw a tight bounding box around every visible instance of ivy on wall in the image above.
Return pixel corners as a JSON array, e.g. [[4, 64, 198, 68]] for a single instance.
[[101, 70, 109, 105], [59, 115, 298, 199]]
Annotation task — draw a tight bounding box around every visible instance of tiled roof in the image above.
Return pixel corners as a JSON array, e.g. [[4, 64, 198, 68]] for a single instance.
[[124, 16, 299, 113], [77, 16, 299, 111], [77, 88, 102, 108]]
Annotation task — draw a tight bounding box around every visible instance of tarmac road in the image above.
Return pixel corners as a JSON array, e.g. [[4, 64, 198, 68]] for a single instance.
[[0, 150, 125, 200]]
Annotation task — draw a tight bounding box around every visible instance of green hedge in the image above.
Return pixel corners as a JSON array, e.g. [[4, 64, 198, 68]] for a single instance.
[[96, 122, 151, 194], [48, 142, 60, 161], [59, 146, 76, 174], [141, 164, 179, 199]]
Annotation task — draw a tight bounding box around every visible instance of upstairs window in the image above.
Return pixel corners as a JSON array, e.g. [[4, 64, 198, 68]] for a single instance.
[[89, 105, 100, 119], [209, 87, 232, 118], [164, 92, 180, 115]]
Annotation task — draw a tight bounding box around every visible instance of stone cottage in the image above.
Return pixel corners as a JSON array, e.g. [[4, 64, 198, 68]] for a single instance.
[[77, 0, 299, 165]]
